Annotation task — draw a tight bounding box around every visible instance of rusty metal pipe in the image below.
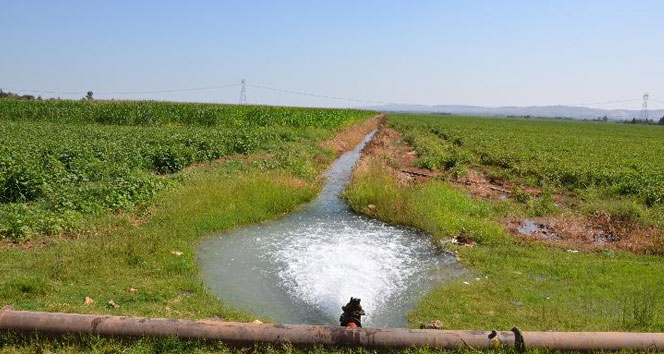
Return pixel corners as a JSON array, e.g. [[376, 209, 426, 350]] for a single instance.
[[2, 307, 664, 351]]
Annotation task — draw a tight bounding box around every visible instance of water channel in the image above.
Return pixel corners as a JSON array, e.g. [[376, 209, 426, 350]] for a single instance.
[[197, 131, 462, 328]]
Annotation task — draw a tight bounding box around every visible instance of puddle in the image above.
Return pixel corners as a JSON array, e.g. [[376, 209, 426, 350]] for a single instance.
[[518, 219, 557, 240], [196, 131, 462, 328], [595, 232, 620, 244]]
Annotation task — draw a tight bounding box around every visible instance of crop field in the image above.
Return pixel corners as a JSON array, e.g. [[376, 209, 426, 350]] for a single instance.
[[344, 113, 664, 334], [0, 100, 371, 239], [0, 100, 363, 128], [390, 114, 664, 211]]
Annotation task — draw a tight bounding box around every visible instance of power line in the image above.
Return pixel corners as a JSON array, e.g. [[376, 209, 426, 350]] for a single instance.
[[1, 81, 661, 110], [248, 83, 660, 109], [572, 98, 642, 107], [0, 88, 82, 95], [0, 83, 239, 96], [99, 83, 239, 95], [247, 83, 403, 105]]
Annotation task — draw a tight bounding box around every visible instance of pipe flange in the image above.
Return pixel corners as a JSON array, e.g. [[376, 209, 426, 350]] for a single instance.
[[511, 327, 525, 352]]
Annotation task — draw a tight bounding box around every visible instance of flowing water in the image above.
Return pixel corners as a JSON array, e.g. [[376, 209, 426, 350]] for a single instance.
[[197, 131, 462, 328]]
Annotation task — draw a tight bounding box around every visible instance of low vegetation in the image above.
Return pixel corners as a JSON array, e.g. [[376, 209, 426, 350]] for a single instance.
[[0, 100, 379, 352], [3, 107, 663, 352], [0, 99, 365, 128], [344, 114, 664, 333], [389, 115, 664, 210], [0, 100, 371, 239]]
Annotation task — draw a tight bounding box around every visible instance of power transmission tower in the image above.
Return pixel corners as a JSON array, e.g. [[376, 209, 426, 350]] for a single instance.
[[239, 79, 247, 104], [641, 92, 649, 121]]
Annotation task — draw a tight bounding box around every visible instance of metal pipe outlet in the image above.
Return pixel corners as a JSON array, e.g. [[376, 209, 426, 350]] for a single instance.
[[1, 307, 664, 351]]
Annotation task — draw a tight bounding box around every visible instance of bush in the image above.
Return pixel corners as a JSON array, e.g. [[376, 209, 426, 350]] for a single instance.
[[152, 147, 190, 174], [0, 204, 34, 239], [0, 163, 44, 203]]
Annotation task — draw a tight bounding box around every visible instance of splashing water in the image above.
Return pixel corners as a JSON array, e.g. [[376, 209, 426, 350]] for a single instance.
[[197, 131, 461, 327]]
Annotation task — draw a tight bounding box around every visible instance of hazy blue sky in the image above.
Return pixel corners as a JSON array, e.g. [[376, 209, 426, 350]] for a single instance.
[[1, 0, 663, 109]]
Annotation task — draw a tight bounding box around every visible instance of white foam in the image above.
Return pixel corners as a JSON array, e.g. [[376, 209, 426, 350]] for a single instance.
[[268, 218, 434, 325]]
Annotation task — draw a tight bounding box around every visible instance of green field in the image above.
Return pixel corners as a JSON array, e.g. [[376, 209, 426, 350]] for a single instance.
[[389, 114, 664, 226], [0, 100, 370, 239], [0, 100, 379, 352], [344, 114, 664, 334], [2, 104, 664, 353], [390, 115, 664, 205]]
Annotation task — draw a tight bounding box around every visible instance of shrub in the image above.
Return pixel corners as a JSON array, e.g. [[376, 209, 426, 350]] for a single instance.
[[0, 163, 44, 203]]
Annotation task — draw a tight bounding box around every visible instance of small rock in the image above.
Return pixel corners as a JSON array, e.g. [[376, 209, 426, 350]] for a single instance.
[[84, 297, 94, 305], [252, 320, 263, 324], [510, 300, 523, 307], [107, 300, 119, 309], [475, 277, 481, 281], [367, 204, 376, 210], [129, 288, 137, 294], [566, 249, 579, 253], [453, 234, 476, 247], [420, 320, 444, 329], [171, 250, 183, 256], [462, 281, 470, 285]]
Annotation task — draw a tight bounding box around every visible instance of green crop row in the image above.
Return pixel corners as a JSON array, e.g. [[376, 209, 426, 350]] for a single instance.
[[0, 100, 373, 239], [389, 114, 664, 207], [0, 99, 371, 128]]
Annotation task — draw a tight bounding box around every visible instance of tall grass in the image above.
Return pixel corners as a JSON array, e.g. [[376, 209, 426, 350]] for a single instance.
[[0, 99, 371, 128]]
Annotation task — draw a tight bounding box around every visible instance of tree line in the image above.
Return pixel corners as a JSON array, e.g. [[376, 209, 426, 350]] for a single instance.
[[0, 89, 94, 101]]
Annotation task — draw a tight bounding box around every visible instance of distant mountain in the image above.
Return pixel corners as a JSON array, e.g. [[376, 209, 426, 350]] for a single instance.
[[365, 104, 664, 121]]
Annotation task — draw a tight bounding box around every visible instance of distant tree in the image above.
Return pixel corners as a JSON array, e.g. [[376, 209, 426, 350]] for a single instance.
[[85, 91, 94, 100], [632, 118, 637, 124], [659, 116, 664, 125], [602, 116, 608, 122]]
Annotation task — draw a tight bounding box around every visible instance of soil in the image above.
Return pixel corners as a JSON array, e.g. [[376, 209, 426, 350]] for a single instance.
[[321, 114, 385, 155], [454, 169, 539, 201], [354, 125, 441, 184], [507, 212, 663, 254]]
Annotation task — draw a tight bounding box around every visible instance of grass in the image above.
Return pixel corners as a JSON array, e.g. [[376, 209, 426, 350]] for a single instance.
[[0, 334, 538, 354], [388, 114, 664, 223], [3, 110, 663, 353], [0, 100, 372, 240], [343, 119, 664, 333], [0, 107, 381, 352], [0, 157, 321, 320]]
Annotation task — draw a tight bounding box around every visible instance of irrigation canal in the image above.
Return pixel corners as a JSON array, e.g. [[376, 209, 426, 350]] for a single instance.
[[196, 131, 461, 328]]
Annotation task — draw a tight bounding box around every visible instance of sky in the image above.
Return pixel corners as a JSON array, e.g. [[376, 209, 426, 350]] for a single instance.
[[1, 0, 663, 109]]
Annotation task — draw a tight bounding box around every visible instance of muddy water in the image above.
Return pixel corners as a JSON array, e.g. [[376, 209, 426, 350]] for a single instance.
[[196, 131, 461, 328]]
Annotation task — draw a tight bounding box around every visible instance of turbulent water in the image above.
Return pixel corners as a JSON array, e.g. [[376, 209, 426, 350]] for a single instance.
[[196, 131, 461, 327]]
